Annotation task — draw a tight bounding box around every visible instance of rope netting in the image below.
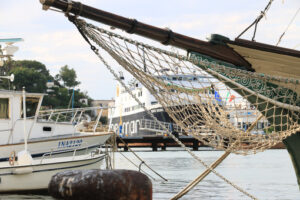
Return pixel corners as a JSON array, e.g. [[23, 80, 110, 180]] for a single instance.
[[75, 19, 300, 155]]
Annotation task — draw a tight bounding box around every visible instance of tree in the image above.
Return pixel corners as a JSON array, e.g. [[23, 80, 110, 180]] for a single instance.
[[0, 59, 92, 109], [10, 66, 48, 92], [57, 65, 80, 88], [0, 60, 52, 92], [11, 60, 50, 76]]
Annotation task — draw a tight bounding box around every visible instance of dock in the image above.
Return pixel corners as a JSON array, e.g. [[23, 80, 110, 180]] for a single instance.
[[115, 135, 285, 151], [116, 135, 208, 151]]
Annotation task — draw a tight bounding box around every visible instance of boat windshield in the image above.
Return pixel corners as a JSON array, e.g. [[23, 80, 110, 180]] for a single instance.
[[21, 97, 40, 118], [0, 98, 9, 119]]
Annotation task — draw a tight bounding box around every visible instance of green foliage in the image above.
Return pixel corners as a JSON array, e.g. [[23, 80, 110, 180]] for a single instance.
[[0, 59, 92, 109], [11, 60, 50, 76], [57, 65, 80, 88], [10, 67, 48, 92]]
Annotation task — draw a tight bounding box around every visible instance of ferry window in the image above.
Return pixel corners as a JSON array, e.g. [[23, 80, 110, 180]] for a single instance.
[[114, 124, 118, 133], [237, 122, 241, 128], [172, 77, 177, 81], [242, 122, 246, 129], [122, 123, 125, 134], [43, 127, 52, 132], [178, 77, 182, 81], [130, 122, 134, 134], [193, 77, 197, 81], [257, 123, 261, 129], [248, 123, 252, 129], [136, 120, 140, 133], [126, 123, 129, 134], [21, 97, 40, 118], [0, 98, 9, 119]]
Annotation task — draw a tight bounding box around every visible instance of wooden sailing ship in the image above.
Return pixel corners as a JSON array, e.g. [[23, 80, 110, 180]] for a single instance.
[[39, 0, 300, 193]]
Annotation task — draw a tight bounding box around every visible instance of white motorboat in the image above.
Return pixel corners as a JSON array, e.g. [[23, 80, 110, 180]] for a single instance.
[[0, 90, 112, 161], [0, 149, 106, 193], [0, 39, 112, 161]]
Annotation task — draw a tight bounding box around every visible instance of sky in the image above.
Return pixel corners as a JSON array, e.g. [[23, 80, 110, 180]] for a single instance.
[[0, 0, 299, 100]]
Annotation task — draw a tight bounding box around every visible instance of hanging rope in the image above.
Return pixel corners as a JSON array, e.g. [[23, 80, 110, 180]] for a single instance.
[[237, 0, 274, 40], [276, 7, 300, 46], [118, 151, 157, 181], [117, 135, 168, 182]]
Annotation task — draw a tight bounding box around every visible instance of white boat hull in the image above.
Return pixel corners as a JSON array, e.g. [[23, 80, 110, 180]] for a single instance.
[[0, 133, 111, 161], [0, 153, 105, 193]]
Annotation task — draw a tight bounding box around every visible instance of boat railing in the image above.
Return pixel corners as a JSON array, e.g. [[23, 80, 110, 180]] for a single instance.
[[4, 106, 111, 145], [187, 125, 215, 136], [138, 119, 215, 136], [39, 141, 90, 164], [37, 106, 105, 124], [139, 119, 184, 134], [36, 106, 110, 134]]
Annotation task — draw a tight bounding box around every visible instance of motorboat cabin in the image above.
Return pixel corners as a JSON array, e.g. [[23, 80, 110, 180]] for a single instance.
[[0, 90, 86, 144]]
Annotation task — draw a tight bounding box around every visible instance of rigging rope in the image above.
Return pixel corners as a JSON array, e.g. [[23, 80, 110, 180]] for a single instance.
[[276, 7, 300, 46], [172, 115, 263, 199], [237, 0, 274, 40]]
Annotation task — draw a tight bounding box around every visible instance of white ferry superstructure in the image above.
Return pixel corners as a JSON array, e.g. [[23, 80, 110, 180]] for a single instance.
[[109, 73, 269, 137]]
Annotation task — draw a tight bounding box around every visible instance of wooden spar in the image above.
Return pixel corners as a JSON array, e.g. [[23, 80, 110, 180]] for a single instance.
[[39, 0, 251, 69]]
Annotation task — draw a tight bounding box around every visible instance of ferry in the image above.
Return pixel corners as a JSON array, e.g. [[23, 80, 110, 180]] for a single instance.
[[109, 72, 268, 137]]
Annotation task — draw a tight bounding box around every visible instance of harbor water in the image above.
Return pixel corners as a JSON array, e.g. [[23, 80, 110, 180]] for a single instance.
[[1, 149, 299, 200]]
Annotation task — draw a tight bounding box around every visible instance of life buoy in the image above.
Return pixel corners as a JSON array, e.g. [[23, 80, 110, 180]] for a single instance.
[[9, 151, 16, 166]]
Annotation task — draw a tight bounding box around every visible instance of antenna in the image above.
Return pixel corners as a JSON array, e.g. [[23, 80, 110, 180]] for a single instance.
[[0, 38, 24, 67]]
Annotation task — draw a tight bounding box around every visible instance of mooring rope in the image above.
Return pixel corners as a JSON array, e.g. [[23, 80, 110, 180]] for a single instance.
[[117, 135, 168, 182], [118, 150, 157, 181]]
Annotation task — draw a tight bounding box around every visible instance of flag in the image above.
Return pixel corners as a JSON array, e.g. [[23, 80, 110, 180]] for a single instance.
[[229, 95, 236, 102], [214, 91, 222, 102], [225, 91, 230, 102]]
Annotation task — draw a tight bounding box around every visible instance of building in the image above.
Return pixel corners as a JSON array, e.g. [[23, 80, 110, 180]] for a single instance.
[[91, 99, 115, 118]]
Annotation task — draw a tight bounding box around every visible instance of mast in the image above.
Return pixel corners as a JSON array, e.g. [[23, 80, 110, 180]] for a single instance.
[[39, 0, 251, 69]]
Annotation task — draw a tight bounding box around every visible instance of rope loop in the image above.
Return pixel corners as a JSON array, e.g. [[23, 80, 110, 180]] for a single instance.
[[139, 161, 145, 172]]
